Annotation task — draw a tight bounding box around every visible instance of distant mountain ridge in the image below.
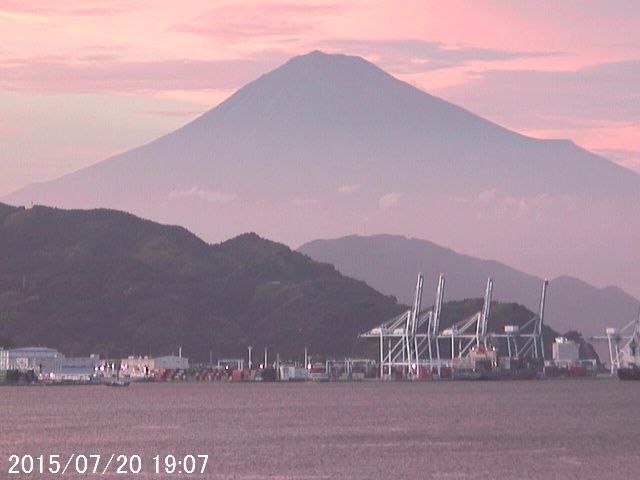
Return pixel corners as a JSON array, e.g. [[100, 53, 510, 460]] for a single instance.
[[3, 51, 640, 297], [298, 234, 639, 336], [0, 203, 585, 363]]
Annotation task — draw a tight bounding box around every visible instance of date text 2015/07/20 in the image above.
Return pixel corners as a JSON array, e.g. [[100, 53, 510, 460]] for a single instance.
[[7, 454, 209, 475]]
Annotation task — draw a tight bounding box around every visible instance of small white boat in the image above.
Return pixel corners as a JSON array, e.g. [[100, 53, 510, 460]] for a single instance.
[[103, 379, 130, 387]]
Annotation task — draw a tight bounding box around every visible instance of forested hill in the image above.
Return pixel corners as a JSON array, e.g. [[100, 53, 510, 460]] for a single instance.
[[0, 203, 403, 361], [0, 203, 589, 364]]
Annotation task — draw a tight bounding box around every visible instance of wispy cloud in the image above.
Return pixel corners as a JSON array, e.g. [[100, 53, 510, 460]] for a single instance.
[[322, 39, 562, 73], [477, 192, 577, 222], [437, 60, 640, 126], [0, 1, 131, 18], [293, 197, 319, 206], [449, 195, 469, 203], [168, 186, 237, 204], [171, 3, 342, 42], [338, 184, 361, 194], [477, 188, 498, 202], [0, 55, 276, 94], [141, 109, 206, 118], [379, 192, 402, 209]]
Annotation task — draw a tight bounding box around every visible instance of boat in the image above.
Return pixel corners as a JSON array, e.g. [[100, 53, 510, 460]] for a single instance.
[[617, 365, 640, 381], [123, 373, 155, 382], [103, 370, 130, 387], [103, 379, 130, 387], [451, 346, 541, 381], [451, 369, 483, 380], [617, 324, 640, 380], [452, 365, 539, 381], [476, 369, 540, 381]]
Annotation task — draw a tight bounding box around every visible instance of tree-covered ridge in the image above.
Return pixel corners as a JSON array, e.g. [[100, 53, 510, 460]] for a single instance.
[[0, 204, 402, 361], [0, 203, 593, 364]]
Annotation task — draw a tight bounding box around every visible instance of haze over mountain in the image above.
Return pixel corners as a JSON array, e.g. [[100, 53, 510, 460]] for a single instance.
[[0, 202, 581, 362], [298, 235, 639, 337], [4, 51, 640, 297]]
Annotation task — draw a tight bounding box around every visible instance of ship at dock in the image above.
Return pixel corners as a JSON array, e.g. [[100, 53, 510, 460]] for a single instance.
[[617, 365, 640, 380], [614, 333, 640, 381], [451, 346, 542, 380]]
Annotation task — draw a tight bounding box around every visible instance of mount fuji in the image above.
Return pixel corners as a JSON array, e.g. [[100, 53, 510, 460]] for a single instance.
[[4, 51, 640, 297]]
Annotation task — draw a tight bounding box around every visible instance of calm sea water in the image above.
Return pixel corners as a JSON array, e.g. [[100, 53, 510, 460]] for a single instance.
[[2, 379, 638, 479]]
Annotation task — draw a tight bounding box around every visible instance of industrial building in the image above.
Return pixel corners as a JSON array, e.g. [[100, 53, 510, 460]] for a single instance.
[[552, 337, 579, 362], [0, 346, 189, 383], [0, 346, 64, 373], [120, 355, 189, 373]]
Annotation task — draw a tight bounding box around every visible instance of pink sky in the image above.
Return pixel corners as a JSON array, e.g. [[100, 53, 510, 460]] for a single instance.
[[1, 0, 638, 197]]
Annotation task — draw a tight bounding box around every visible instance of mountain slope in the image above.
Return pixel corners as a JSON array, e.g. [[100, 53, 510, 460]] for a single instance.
[[298, 235, 639, 336], [3, 51, 640, 297], [0, 203, 403, 361]]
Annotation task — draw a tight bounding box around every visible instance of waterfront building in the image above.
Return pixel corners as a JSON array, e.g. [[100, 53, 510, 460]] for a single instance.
[[0, 347, 62, 373], [546, 337, 596, 377], [121, 354, 188, 373], [552, 337, 579, 362]]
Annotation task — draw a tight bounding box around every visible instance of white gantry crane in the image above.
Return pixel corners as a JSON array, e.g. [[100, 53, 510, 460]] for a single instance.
[[440, 277, 493, 359], [591, 306, 640, 374], [427, 274, 445, 371], [360, 273, 445, 379], [361, 275, 548, 378], [490, 279, 548, 360]]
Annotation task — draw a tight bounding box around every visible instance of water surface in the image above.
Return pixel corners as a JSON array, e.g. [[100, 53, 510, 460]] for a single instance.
[[2, 379, 637, 479]]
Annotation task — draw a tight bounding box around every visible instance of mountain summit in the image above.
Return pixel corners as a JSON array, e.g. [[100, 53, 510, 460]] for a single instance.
[[4, 51, 640, 296]]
